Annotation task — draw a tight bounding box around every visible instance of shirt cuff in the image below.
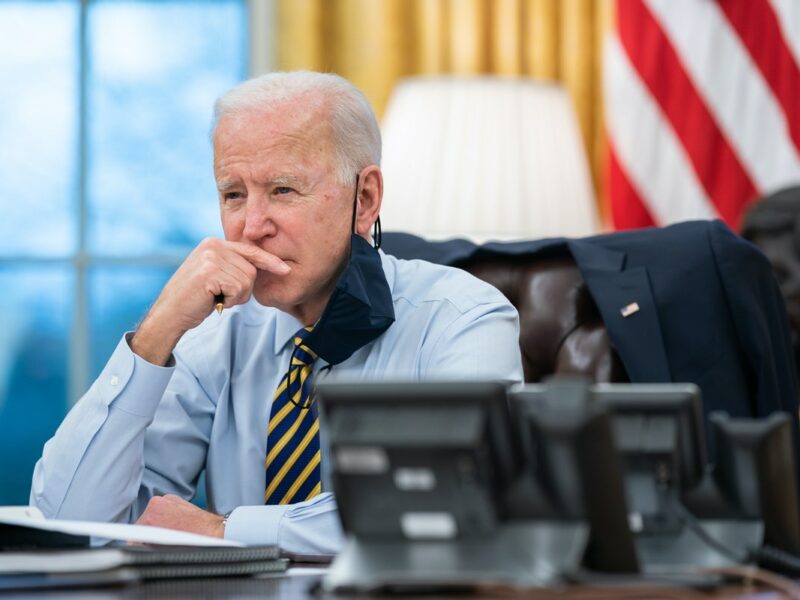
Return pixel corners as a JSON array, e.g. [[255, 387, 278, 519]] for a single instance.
[[96, 332, 175, 418], [223, 494, 343, 557], [224, 505, 288, 546]]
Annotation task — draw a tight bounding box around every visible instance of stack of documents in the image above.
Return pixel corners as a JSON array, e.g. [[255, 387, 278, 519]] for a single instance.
[[0, 545, 287, 591], [0, 507, 286, 590]]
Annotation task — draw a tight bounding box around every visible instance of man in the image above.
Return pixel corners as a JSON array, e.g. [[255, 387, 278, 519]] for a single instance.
[[30, 71, 523, 556]]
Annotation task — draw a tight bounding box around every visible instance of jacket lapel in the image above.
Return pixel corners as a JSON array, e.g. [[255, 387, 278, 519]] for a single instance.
[[567, 240, 672, 382]]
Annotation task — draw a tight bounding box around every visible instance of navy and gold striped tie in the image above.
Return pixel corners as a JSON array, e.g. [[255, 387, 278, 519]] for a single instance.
[[264, 326, 322, 505]]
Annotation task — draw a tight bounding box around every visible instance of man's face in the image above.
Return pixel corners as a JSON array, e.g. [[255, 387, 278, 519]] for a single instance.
[[213, 99, 354, 322]]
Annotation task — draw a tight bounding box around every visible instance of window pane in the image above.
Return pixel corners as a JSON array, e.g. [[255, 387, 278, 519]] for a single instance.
[[0, 3, 78, 257], [87, 0, 247, 256], [89, 265, 175, 377], [0, 267, 72, 505]]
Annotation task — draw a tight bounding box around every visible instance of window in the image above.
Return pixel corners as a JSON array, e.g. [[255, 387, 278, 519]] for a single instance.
[[0, 0, 250, 504]]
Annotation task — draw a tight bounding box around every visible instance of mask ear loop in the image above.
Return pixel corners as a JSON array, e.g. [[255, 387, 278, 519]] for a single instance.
[[350, 172, 381, 250], [373, 216, 382, 249], [350, 173, 360, 235], [306, 364, 333, 411], [288, 342, 321, 410]]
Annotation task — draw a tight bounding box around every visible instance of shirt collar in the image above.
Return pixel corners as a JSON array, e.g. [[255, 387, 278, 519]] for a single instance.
[[273, 310, 305, 356]]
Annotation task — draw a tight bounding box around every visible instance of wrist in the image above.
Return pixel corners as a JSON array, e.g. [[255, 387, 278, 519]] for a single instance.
[[131, 309, 184, 366], [219, 510, 233, 538]]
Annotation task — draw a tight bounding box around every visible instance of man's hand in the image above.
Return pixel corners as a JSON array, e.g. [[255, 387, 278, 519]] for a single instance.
[[135, 494, 226, 539], [131, 238, 290, 365]]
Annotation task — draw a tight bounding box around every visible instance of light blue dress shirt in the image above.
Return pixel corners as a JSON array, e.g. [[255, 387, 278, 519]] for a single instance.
[[30, 252, 523, 556]]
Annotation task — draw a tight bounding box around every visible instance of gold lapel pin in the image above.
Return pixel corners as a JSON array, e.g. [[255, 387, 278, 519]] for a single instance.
[[620, 302, 640, 318]]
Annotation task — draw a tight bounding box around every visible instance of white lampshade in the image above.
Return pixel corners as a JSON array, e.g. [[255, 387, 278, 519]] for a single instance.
[[379, 76, 599, 242]]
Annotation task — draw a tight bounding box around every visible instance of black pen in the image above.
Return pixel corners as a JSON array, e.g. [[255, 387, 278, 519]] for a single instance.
[[214, 293, 225, 315]]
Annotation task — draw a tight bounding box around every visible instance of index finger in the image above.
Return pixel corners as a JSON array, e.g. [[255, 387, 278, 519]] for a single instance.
[[225, 241, 291, 274]]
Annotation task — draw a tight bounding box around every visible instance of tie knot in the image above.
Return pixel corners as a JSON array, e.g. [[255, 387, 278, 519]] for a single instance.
[[292, 326, 318, 366]]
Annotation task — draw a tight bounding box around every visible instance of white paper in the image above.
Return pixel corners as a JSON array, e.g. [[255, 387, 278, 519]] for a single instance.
[[0, 549, 127, 573], [0, 513, 243, 547], [0, 506, 44, 520], [287, 566, 329, 578]]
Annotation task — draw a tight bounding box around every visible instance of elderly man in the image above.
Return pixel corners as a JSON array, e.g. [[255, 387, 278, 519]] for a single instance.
[[31, 71, 522, 555]]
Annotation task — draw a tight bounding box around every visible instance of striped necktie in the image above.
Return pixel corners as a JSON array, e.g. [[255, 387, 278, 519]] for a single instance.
[[264, 326, 322, 505]]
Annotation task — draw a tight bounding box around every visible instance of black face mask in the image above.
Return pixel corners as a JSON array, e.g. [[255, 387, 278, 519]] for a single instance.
[[301, 173, 395, 366]]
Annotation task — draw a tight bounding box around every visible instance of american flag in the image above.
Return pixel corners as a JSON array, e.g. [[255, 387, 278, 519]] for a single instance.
[[604, 0, 800, 230]]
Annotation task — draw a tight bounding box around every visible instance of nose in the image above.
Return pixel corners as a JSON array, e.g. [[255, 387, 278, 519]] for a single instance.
[[242, 195, 277, 242]]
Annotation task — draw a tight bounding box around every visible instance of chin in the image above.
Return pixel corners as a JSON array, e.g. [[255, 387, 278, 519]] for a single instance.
[[252, 271, 291, 306], [253, 287, 295, 312]]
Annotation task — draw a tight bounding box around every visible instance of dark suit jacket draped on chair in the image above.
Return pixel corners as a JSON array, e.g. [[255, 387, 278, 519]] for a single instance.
[[382, 220, 799, 441]]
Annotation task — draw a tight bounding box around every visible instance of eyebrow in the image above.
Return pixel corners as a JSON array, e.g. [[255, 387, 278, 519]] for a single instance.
[[216, 174, 306, 192], [216, 180, 238, 193], [268, 174, 303, 187]]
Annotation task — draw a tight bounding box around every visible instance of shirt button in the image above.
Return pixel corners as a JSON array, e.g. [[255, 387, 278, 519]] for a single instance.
[[110, 375, 120, 386]]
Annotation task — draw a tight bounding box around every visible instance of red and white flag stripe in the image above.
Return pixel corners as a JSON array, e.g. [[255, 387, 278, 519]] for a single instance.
[[605, 0, 800, 231], [772, 0, 800, 67]]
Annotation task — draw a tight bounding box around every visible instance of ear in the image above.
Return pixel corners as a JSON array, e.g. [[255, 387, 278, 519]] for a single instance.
[[354, 165, 383, 239]]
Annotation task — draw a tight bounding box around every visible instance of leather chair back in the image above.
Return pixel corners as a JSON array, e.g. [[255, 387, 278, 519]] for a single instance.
[[458, 253, 629, 383]]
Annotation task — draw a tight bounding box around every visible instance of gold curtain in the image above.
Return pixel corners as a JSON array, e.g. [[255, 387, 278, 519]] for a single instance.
[[277, 0, 613, 219]]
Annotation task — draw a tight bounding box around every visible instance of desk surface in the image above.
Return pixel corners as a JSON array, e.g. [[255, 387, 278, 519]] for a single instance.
[[0, 570, 795, 600]]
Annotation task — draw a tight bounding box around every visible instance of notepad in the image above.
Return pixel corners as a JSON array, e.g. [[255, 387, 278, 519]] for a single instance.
[[0, 545, 287, 591]]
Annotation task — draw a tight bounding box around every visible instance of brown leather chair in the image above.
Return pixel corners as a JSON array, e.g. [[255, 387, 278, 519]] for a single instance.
[[382, 223, 797, 433], [459, 252, 629, 384]]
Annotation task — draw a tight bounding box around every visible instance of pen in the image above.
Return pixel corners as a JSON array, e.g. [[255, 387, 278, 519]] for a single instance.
[[214, 293, 225, 314]]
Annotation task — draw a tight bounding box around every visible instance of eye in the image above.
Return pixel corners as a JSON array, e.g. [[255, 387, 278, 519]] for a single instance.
[[274, 186, 293, 195], [223, 191, 243, 202]]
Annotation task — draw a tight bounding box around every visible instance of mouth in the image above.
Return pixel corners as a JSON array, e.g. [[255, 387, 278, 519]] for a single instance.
[[257, 259, 294, 278]]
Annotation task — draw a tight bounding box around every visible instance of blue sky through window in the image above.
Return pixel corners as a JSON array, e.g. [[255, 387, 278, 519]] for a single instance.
[[0, 2, 78, 257], [89, 1, 244, 255], [0, 0, 247, 505]]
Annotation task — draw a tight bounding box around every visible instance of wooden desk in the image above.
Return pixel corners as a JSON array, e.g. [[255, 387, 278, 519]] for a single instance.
[[1, 569, 796, 600]]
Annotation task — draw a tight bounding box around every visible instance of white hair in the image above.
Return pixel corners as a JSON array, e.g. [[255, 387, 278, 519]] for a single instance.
[[212, 71, 381, 185]]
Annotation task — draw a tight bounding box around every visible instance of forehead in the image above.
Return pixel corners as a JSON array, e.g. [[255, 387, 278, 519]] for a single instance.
[[213, 100, 336, 176]]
